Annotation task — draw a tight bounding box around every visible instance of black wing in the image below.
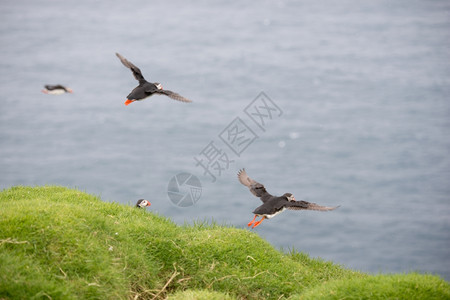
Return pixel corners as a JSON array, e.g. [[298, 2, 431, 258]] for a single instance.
[[287, 200, 339, 211], [155, 89, 192, 103], [116, 53, 146, 84], [237, 169, 273, 203], [45, 84, 66, 91]]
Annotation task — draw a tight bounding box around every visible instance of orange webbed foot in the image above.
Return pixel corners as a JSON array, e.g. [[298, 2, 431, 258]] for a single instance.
[[251, 216, 265, 228], [247, 215, 257, 227]]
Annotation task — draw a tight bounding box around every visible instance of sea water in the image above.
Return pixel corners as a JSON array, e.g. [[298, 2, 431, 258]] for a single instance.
[[1, 0, 449, 280]]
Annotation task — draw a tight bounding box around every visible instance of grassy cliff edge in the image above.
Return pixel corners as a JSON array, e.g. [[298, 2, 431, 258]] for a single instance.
[[0, 186, 448, 299]]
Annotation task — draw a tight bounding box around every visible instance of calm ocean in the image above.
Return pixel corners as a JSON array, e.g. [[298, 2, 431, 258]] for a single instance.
[[1, 0, 449, 280]]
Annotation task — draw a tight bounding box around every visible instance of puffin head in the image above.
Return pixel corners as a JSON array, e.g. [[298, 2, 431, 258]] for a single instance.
[[155, 83, 163, 90], [283, 193, 295, 202], [136, 199, 151, 208], [66, 88, 74, 93]]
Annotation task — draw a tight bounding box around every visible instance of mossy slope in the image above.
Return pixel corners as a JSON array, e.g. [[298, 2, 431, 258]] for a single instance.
[[0, 186, 448, 299]]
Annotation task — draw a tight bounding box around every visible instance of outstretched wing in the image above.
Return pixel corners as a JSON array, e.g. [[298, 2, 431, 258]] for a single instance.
[[155, 89, 192, 103], [287, 200, 340, 211], [237, 169, 272, 203], [116, 53, 146, 83]]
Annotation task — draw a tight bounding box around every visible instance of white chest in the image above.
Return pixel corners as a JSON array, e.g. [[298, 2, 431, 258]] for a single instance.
[[261, 207, 287, 219]]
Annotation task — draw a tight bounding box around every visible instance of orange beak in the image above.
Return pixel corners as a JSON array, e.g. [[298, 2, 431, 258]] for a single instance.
[[124, 99, 135, 106]]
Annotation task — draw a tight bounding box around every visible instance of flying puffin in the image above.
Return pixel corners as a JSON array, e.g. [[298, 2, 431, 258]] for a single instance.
[[237, 169, 339, 228], [116, 53, 192, 106], [41, 85, 73, 95], [135, 199, 151, 208]]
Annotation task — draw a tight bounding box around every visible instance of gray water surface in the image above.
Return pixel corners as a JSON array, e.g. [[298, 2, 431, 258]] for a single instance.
[[1, 0, 449, 280]]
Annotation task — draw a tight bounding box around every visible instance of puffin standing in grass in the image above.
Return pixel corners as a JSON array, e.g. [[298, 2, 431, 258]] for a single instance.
[[116, 53, 192, 106], [135, 199, 151, 208], [237, 169, 339, 228], [41, 85, 73, 95]]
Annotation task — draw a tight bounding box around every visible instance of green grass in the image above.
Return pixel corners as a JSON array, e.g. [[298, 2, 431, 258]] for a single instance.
[[0, 186, 449, 299]]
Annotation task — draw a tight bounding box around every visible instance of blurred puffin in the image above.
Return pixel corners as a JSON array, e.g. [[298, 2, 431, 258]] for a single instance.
[[116, 53, 192, 106], [135, 199, 151, 208], [41, 85, 73, 95], [238, 169, 339, 228]]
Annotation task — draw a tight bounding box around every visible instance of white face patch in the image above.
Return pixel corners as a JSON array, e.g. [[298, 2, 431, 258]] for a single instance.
[[138, 200, 150, 207]]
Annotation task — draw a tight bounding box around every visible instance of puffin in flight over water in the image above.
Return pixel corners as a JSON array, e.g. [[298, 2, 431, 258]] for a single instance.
[[116, 53, 192, 106], [238, 169, 339, 228], [41, 85, 73, 95], [136, 199, 151, 208]]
